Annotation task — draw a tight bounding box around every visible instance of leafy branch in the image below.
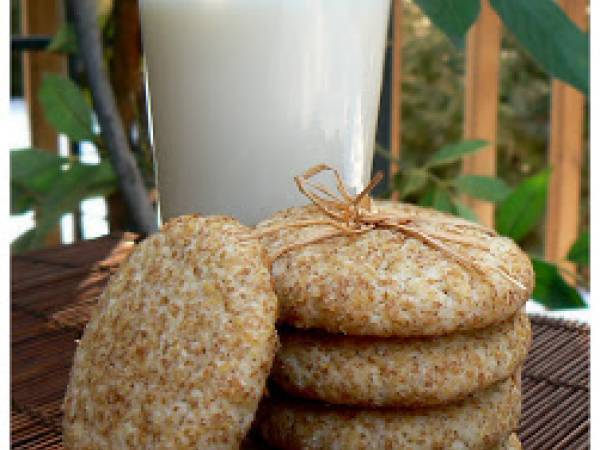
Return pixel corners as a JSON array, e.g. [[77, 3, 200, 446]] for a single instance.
[[11, 149, 117, 252], [414, 0, 588, 95], [378, 141, 588, 310], [378, 140, 511, 221], [10, 73, 151, 252], [11, 0, 158, 253]]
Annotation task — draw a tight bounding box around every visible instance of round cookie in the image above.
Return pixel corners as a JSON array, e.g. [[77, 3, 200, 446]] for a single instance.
[[256, 202, 533, 336], [63, 215, 278, 449], [258, 374, 521, 450], [272, 310, 530, 407]]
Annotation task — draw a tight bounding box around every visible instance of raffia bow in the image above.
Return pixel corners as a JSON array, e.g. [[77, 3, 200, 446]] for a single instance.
[[255, 164, 527, 292]]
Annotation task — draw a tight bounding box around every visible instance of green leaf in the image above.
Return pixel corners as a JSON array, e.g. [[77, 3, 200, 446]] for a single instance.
[[394, 168, 429, 198], [12, 211, 63, 253], [425, 140, 488, 168], [531, 257, 586, 309], [495, 168, 550, 241], [567, 232, 589, 266], [453, 200, 479, 222], [39, 74, 95, 141], [490, 0, 589, 95], [47, 23, 78, 54], [10, 149, 118, 252], [11, 183, 34, 215], [10, 149, 66, 214], [10, 147, 67, 180], [414, 0, 480, 48], [418, 186, 436, 208], [454, 175, 512, 202], [11, 229, 39, 254], [41, 161, 117, 218], [432, 187, 454, 213]]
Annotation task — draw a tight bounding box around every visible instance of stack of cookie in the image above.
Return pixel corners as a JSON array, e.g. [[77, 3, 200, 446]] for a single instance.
[[255, 201, 533, 449]]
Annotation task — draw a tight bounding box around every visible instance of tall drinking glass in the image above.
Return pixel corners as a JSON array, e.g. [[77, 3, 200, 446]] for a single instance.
[[140, 0, 391, 225]]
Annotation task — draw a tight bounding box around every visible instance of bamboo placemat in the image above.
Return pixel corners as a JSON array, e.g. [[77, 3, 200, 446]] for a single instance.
[[10, 234, 590, 449]]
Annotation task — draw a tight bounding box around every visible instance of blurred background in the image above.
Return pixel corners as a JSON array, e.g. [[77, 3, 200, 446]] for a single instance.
[[9, 0, 589, 312]]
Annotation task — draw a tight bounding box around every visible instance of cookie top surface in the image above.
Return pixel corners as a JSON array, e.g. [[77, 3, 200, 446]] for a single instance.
[[258, 373, 521, 450], [256, 201, 533, 336], [63, 215, 278, 449], [272, 310, 531, 407]]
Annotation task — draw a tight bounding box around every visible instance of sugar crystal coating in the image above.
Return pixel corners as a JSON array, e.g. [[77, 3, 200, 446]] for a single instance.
[[272, 310, 530, 407], [257, 202, 534, 336], [258, 373, 521, 450], [499, 433, 522, 450], [63, 215, 278, 449]]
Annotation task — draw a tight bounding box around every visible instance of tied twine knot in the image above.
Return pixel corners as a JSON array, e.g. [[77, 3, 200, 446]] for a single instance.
[[255, 164, 527, 292]]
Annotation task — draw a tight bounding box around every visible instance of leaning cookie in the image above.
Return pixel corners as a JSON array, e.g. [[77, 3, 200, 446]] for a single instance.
[[63, 215, 278, 450], [257, 373, 521, 450], [271, 310, 530, 407], [256, 202, 533, 337]]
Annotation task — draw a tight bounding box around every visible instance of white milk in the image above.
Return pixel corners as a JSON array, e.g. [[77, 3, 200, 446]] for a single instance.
[[140, 0, 390, 225]]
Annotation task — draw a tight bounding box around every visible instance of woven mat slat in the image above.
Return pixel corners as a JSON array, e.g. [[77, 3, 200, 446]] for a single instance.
[[11, 310, 56, 345], [10, 412, 62, 449], [11, 261, 70, 288], [524, 318, 589, 390], [520, 380, 588, 447], [10, 234, 590, 450], [12, 232, 137, 269], [12, 269, 111, 316]]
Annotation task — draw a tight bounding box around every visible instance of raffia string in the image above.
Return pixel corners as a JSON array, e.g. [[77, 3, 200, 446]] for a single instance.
[[255, 164, 527, 291]]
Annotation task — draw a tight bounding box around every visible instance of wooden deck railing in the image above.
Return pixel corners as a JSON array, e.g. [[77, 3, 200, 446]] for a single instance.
[[389, 0, 587, 271], [545, 0, 587, 276], [19, 0, 588, 273], [462, 0, 502, 228], [21, 0, 66, 246]]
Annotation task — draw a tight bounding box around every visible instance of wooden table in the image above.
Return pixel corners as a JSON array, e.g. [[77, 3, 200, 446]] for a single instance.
[[11, 234, 590, 449]]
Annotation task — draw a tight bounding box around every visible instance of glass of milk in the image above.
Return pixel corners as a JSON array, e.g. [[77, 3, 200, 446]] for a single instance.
[[140, 0, 391, 225]]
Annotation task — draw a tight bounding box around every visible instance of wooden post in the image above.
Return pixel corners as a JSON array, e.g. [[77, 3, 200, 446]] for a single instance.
[[462, 0, 502, 227], [22, 0, 67, 245], [389, 0, 402, 200], [545, 0, 587, 276], [22, 0, 67, 152]]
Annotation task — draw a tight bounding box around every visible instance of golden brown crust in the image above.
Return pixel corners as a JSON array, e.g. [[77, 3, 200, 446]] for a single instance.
[[258, 374, 522, 450], [272, 311, 531, 407], [63, 215, 278, 450], [257, 202, 533, 336], [497, 433, 522, 450]]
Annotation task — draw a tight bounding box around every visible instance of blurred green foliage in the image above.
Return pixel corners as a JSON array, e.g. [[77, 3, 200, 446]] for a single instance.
[[11, 148, 116, 252], [396, 2, 588, 259], [10, 0, 588, 308], [379, 141, 587, 309], [377, 140, 512, 220], [10, 0, 152, 251], [377, 1, 589, 308], [413, 0, 480, 48], [10, 75, 118, 253], [490, 0, 589, 95]]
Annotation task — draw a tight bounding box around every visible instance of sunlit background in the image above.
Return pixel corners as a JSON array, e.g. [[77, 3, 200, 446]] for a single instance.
[[9, 0, 589, 319]]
